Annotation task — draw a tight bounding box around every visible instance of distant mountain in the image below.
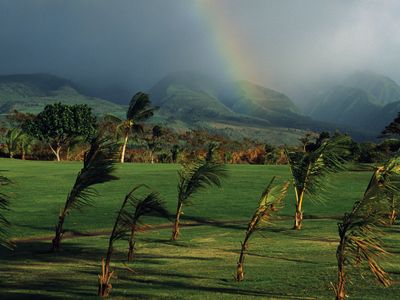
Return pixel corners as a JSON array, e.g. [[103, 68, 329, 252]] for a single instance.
[[308, 71, 400, 134], [150, 72, 326, 128], [310, 86, 378, 129], [221, 80, 298, 114], [149, 72, 242, 123], [345, 71, 400, 106], [0, 71, 380, 144], [0, 73, 126, 116], [219, 80, 323, 129]]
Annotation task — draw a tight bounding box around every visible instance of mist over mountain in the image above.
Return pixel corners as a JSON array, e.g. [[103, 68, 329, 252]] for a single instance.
[[1, 0, 400, 105], [0, 70, 389, 143], [307, 71, 400, 133]]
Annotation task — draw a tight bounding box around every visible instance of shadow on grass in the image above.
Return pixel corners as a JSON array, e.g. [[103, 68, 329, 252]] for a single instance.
[[136, 253, 220, 262], [0, 240, 106, 264], [246, 252, 319, 264], [179, 214, 247, 231], [116, 274, 315, 299]]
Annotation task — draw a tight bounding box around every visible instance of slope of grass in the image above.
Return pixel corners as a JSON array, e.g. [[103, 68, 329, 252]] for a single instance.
[[0, 159, 399, 299]]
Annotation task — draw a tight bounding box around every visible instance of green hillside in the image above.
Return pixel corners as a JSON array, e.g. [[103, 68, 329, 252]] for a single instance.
[[148, 72, 334, 143], [220, 80, 324, 129], [310, 86, 378, 130], [222, 80, 298, 114], [345, 70, 400, 105], [308, 71, 400, 133], [149, 72, 335, 130], [0, 73, 126, 117]]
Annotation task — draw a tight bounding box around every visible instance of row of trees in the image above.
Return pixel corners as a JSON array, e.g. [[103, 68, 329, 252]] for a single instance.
[[1, 95, 399, 165]]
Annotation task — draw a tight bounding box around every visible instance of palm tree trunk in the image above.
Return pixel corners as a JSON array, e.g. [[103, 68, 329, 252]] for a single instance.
[[293, 188, 304, 230], [236, 234, 250, 281], [98, 251, 113, 297], [98, 193, 132, 296], [127, 223, 136, 262], [336, 237, 346, 300], [120, 132, 129, 163], [52, 210, 66, 251], [172, 202, 183, 240], [389, 195, 397, 225]]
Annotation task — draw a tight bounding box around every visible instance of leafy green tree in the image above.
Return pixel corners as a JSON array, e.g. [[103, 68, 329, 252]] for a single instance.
[[51, 135, 118, 251], [285, 135, 350, 229], [236, 177, 289, 281], [334, 156, 400, 300], [0, 174, 12, 249], [24, 103, 96, 161], [172, 159, 227, 240], [98, 185, 167, 296], [105, 92, 158, 163]]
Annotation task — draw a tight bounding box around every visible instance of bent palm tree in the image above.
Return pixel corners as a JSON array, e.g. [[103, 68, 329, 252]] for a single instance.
[[334, 158, 400, 300], [285, 135, 350, 229], [367, 156, 400, 224], [106, 92, 158, 163], [98, 185, 166, 296], [51, 136, 118, 251], [236, 177, 289, 281], [172, 160, 227, 240], [126, 191, 169, 261], [0, 174, 12, 249]]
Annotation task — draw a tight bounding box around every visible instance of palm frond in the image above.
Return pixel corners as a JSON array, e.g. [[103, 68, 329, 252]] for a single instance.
[[109, 185, 168, 242], [109, 185, 148, 243], [286, 135, 350, 200], [247, 177, 289, 232], [126, 92, 158, 121], [236, 177, 289, 281], [177, 160, 227, 205], [337, 157, 400, 289], [131, 124, 144, 135], [102, 114, 123, 124], [0, 175, 12, 249], [65, 135, 119, 212], [131, 192, 169, 223]]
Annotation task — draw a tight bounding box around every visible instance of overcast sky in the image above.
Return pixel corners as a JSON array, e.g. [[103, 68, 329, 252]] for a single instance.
[[1, 0, 400, 102]]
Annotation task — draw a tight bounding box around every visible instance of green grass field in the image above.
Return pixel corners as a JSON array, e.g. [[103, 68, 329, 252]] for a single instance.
[[0, 158, 399, 299]]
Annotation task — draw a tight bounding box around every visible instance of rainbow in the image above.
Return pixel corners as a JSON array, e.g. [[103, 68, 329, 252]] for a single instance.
[[194, 0, 262, 85]]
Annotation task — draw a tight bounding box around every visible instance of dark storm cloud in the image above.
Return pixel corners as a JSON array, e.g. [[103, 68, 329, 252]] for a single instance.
[[1, 0, 399, 102]]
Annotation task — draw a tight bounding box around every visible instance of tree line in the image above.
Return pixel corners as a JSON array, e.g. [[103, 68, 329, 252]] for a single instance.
[[0, 92, 399, 165]]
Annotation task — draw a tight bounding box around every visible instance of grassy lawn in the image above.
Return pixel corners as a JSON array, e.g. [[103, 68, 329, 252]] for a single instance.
[[0, 158, 399, 299]]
